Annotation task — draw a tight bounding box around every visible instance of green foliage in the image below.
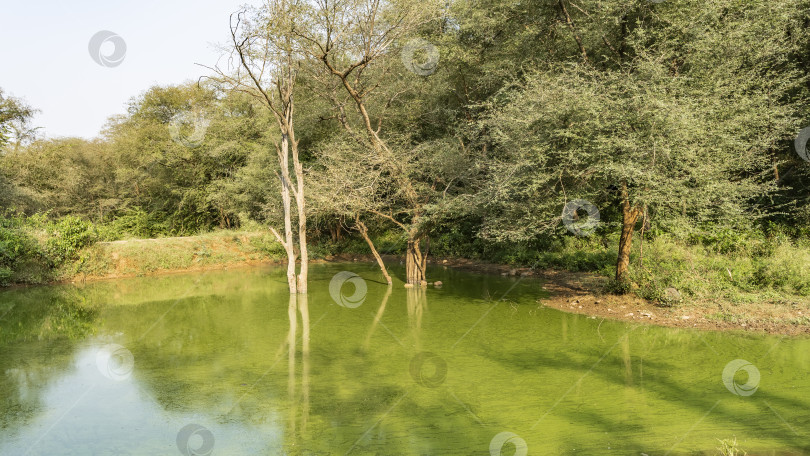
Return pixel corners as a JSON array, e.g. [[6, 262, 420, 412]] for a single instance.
[[0, 216, 42, 281], [2, 0, 810, 304], [104, 207, 168, 239], [0, 213, 103, 284], [44, 216, 98, 266]]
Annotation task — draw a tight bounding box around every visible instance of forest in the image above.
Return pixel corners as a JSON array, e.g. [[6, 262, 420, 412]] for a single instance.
[[2, 0, 810, 306]]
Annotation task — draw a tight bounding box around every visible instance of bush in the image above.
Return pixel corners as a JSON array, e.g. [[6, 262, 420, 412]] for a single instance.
[[108, 207, 169, 239], [0, 267, 12, 286], [0, 222, 41, 268], [44, 216, 98, 266]]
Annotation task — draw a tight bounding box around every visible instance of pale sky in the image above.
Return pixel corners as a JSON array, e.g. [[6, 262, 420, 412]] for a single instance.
[[1, 0, 255, 139]]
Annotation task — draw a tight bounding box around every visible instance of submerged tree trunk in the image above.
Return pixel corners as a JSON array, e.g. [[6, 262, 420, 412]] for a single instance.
[[616, 181, 641, 283], [292, 131, 307, 294], [355, 218, 392, 284], [405, 236, 426, 285], [279, 135, 297, 294]]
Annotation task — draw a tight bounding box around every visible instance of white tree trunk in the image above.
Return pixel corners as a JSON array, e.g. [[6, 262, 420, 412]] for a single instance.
[[293, 140, 308, 293], [280, 134, 297, 294]]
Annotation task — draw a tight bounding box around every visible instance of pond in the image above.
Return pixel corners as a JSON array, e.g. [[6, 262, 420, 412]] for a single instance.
[[0, 263, 808, 455]]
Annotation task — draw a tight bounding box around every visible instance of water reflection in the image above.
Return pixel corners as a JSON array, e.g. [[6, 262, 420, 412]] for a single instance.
[[0, 263, 808, 455], [362, 284, 393, 352], [285, 293, 312, 454], [407, 286, 427, 350]]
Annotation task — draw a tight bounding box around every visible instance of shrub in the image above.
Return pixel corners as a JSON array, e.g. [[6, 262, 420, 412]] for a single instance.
[[44, 216, 98, 266], [109, 207, 169, 239], [0, 222, 40, 268]]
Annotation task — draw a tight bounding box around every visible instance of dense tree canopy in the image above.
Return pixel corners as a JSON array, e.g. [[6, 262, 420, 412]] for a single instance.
[[2, 0, 810, 286]]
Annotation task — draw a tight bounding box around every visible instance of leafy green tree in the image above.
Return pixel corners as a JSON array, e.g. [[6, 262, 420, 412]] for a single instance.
[[474, 0, 806, 283]]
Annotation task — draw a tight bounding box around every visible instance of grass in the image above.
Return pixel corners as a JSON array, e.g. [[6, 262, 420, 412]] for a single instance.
[[66, 230, 286, 280], [625, 235, 810, 307]]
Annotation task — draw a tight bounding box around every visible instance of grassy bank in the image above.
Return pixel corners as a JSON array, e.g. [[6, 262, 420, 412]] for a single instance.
[[0, 213, 287, 284], [4, 213, 810, 332], [325, 228, 810, 307], [71, 231, 285, 280]]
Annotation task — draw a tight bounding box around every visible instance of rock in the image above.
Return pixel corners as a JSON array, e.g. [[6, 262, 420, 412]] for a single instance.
[[434, 281, 443, 287], [420, 280, 428, 287], [625, 313, 634, 317], [664, 287, 682, 302], [500, 272, 509, 276], [520, 271, 533, 277], [404, 283, 414, 288], [681, 315, 691, 320], [594, 300, 601, 305], [509, 269, 518, 276], [442, 259, 448, 264]]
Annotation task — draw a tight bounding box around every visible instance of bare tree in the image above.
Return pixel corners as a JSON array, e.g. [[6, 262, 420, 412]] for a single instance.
[[207, 0, 309, 293], [297, 0, 440, 284]]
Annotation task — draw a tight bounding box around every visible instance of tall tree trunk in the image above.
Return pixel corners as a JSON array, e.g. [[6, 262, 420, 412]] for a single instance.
[[405, 236, 426, 285], [616, 181, 640, 283], [292, 133, 307, 294], [279, 135, 297, 294], [355, 218, 392, 284]]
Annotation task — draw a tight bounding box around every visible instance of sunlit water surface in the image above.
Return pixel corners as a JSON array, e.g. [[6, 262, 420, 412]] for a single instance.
[[0, 263, 808, 455]]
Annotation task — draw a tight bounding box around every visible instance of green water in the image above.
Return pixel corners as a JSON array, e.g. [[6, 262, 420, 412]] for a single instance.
[[0, 263, 808, 455]]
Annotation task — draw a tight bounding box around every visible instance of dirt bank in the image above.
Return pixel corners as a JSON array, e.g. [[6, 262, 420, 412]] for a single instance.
[[411, 255, 810, 337]]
